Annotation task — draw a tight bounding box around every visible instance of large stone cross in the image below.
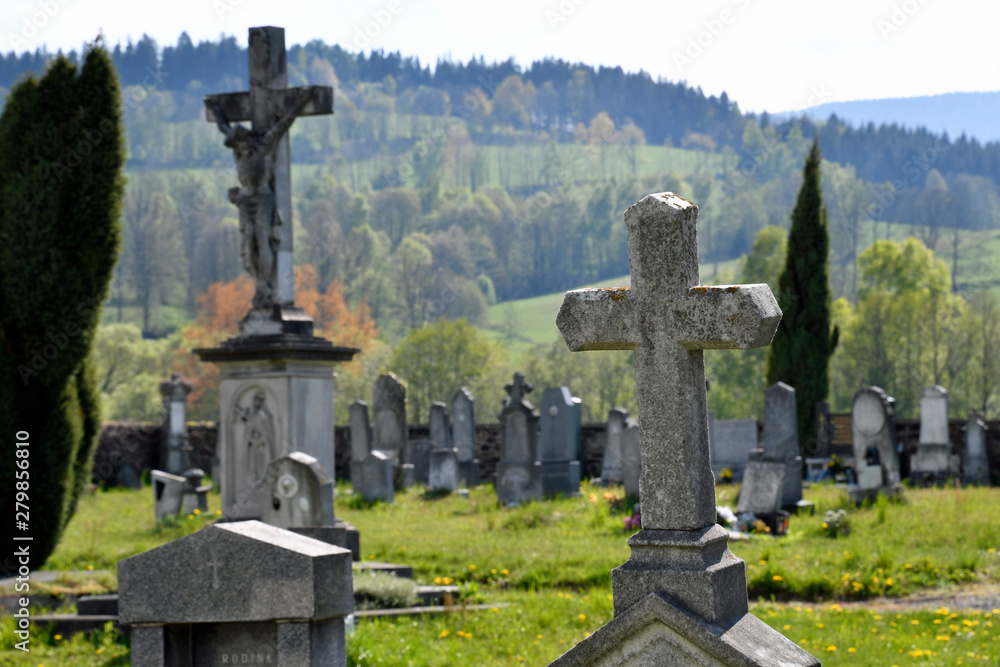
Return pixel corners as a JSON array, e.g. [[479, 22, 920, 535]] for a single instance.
[[204, 26, 333, 310], [557, 193, 781, 531]]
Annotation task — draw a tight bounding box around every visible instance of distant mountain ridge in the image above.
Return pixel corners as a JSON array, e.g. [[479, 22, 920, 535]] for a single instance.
[[773, 91, 1000, 145]]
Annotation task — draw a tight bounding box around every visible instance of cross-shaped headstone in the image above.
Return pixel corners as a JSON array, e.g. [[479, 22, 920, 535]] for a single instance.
[[204, 26, 333, 308], [557, 193, 781, 531], [504, 371, 533, 406]]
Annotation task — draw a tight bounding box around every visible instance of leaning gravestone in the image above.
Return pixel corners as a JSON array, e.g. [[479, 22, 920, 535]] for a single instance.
[[151, 470, 186, 522], [758, 382, 802, 506], [620, 417, 641, 499], [451, 387, 481, 487], [709, 418, 759, 481], [372, 373, 414, 489], [258, 451, 360, 560], [850, 386, 901, 503], [428, 448, 460, 493], [538, 386, 582, 496], [496, 372, 542, 506], [550, 193, 816, 666], [119, 521, 353, 667], [963, 414, 990, 485], [911, 385, 953, 484], [601, 408, 628, 485], [360, 450, 394, 504], [349, 399, 371, 492]]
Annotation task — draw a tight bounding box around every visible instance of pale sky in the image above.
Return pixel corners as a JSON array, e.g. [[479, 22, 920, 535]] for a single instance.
[[2, 0, 997, 113]]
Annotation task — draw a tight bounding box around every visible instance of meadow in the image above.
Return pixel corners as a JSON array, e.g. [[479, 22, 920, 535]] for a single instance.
[[1, 481, 998, 665]]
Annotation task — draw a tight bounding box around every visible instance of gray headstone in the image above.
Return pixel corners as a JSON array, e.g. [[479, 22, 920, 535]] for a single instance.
[[736, 460, 785, 515], [963, 415, 990, 485], [119, 519, 352, 667], [349, 400, 371, 463], [709, 418, 759, 481], [497, 372, 541, 505], [160, 373, 193, 474], [601, 408, 628, 485], [372, 373, 407, 465], [360, 450, 394, 503], [428, 448, 460, 492], [258, 452, 335, 529], [760, 382, 802, 506], [408, 440, 434, 486], [151, 470, 186, 521], [429, 402, 451, 449], [912, 385, 951, 480], [621, 417, 640, 498], [851, 386, 901, 488], [550, 193, 816, 666], [539, 386, 580, 462], [451, 388, 476, 462]]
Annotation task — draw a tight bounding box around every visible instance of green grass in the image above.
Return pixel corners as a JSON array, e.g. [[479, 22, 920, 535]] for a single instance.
[[2, 482, 998, 665]]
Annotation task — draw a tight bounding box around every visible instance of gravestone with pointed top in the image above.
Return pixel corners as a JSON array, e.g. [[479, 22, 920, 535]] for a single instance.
[[549, 193, 816, 666], [963, 414, 990, 485], [195, 27, 358, 520], [497, 372, 542, 506], [850, 386, 901, 503], [428, 448, 460, 493], [911, 385, 953, 483], [119, 521, 353, 667], [602, 408, 628, 485], [451, 387, 480, 487], [349, 399, 371, 492], [372, 373, 413, 489], [539, 386, 582, 496]]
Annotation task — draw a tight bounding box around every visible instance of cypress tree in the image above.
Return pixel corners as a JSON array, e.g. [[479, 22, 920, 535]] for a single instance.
[[766, 139, 838, 455], [0, 42, 124, 568]]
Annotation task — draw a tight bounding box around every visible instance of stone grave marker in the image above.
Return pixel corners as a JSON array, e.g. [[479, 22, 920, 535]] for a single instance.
[[758, 382, 802, 506], [601, 408, 628, 485], [550, 193, 816, 666], [850, 386, 901, 502], [496, 372, 542, 506], [429, 401, 451, 449], [911, 385, 953, 483], [257, 451, 360, 560], [963, 414, 990, 485], [538, 386, 582, 496], [180, 468, 212, 516], [451, 387, 480, 487], [428, 448, 460, 493], [709, 418, 759, 481], [408, 439, 434, 486], [620, 417, 640, 498], [159, 373, 192, 474], [151, 470, 186, 521], [360, 450, 394, 504], [119, 521, 353, 667], [372, 372, 414, 489], [736, 460, 785, 516], [349, 399, 371, 491]]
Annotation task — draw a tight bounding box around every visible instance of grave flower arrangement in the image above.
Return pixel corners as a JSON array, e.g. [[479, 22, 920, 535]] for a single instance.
[[821, 508, 849, 538]]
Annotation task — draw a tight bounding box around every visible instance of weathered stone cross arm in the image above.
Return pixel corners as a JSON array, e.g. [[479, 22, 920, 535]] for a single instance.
[[204, 85, 333, 125], [557, 283, 780, 353]]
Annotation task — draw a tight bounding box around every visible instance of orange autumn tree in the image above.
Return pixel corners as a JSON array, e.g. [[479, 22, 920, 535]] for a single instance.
[[175, 266, 379, 420]]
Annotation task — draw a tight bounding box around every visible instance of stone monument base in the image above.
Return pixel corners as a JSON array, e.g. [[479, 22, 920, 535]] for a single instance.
[[548, 591, 819, 666], [459, 459, 481, 488], [963, 455, 990, 485], [496, 461, 542, 506], [541, 460, 581, 497]]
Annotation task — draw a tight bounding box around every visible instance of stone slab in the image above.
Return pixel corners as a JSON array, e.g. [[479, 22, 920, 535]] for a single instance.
[[735, 460, 784, 515]]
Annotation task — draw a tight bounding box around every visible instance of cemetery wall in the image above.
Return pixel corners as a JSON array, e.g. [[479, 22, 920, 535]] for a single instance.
[[90, 419, 1000, 487], [93, 422, 612, 486]]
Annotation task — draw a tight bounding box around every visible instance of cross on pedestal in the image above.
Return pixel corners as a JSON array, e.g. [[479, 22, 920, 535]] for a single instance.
[[504, 371, 534, 406], [556, 193, 782, 624], [557, 193, 780, 532], [204, 26, 332, 317]]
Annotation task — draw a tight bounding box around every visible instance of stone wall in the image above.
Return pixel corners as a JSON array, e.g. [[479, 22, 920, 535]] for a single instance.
[[91, 418, 1000, 487]]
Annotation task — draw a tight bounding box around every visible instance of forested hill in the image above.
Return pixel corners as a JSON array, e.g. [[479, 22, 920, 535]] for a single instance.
[[4, 33, 1000, 189]]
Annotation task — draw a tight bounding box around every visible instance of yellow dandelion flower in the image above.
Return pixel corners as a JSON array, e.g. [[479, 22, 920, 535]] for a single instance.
[[469, 564, 476, 571], [936, 635, 950, 641], [54, 634, 63, 640], [193, 509, 201, 515], [816, 623, 824, 629], [826, 645, 836, 652], [911, 620, 920, 625], [848, 647, 856, 653], [783, 625, 791, 630], [215, 509, 222, 515], [489, 608, 499, 613], [772, 575, 783, 582], [86, 565, 94, 571], [439, 629, 450, 638], [821, 522, 828, 529], [491, 569, 497, 574], [578, 614, 586, 621], [502, 569, 509, 575]]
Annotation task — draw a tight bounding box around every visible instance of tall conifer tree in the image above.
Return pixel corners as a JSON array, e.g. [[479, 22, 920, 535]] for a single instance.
[[0, 42, 125, 567], [766, 139, 838, 454]]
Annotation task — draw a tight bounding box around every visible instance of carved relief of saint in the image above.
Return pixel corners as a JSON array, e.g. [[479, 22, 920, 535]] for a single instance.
[[234, 389, 276, 486]]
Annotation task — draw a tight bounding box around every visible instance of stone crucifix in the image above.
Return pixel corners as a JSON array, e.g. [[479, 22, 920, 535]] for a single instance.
[[204, 26, 333, 312]]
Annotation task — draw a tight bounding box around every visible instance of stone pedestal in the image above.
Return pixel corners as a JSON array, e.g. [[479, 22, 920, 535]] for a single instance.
[[196, 332, 357, 520], [459, 459, 481, 488], [540, 460, 581, 497], [496, 461, 542, 506]]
